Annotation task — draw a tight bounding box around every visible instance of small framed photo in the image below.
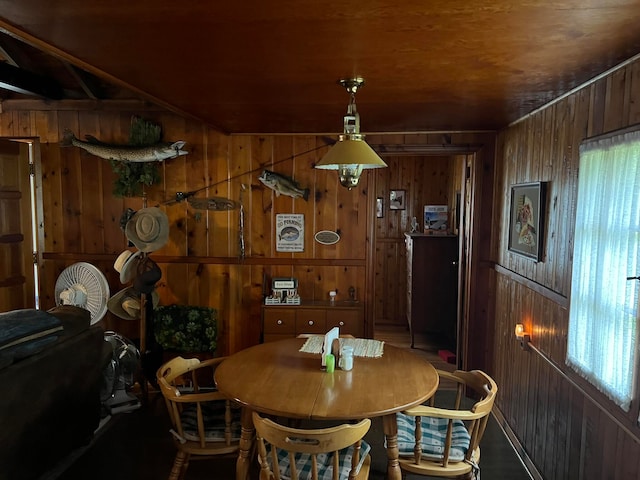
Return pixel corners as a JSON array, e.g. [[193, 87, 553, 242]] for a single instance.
[[376, 197, 384, 218], [389, 190, 406, 210], [508, 182, 546, 261]]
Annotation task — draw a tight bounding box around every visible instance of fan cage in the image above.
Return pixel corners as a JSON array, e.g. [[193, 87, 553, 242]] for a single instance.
[[55, 262, 110, 324]]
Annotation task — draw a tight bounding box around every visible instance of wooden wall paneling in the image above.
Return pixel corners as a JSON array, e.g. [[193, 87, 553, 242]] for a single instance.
[[386, 156, 404, 235], [158, 263, 189, 305], [550, 97, 572, 292], [314, 139, 338, 261], [616, 428, 640, 479], [0, 110, 15, 136], [293, 136, 317, 256], [604, 67, 629, 133], [493, 58, 640, 480], [228, 135, 253, 259], [373, 240, 386, 324], [580, 402, 603, 479], [77, 111, 104, 254], [588, 78, 607, 137], [544, 101, 565, 287], [270, 136, 295, 259], [248, 135, 273, 258], [14, 111, 31, 137], [598, 410, 620, 480], [540, 305, 560, 477], [95, 113, 125, 255], [183, 125, 209, 257], [56, 111, 82, 252], [245, 265, 264, 334], [295, 263, 317, 300], [160, 116, 188, 256], [208, 132, 234, 257], [629, 60, 640, 125], [555, 367, 574, 480]]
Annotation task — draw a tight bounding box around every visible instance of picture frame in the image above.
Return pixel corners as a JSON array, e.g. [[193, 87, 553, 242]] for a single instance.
[[376, 197, 384, 218], [508, 181, 546, 261], [389, 190, 406, 210]]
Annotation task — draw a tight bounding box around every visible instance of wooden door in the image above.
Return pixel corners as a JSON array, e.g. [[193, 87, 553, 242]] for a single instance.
[[0, 140, 35, 310]]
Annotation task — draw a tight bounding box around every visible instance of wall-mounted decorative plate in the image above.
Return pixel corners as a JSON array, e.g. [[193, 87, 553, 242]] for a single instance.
[[314, 230, 340, 245]]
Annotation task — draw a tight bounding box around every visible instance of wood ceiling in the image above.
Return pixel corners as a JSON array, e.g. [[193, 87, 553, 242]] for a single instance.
[[0, 1, 639, 135]]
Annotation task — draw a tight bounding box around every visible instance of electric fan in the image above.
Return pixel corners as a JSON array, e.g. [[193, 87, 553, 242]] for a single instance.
[[54, 262, 110, 324], [102, 331, 141, 414]]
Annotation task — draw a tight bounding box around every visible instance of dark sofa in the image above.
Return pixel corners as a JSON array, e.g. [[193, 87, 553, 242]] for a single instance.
[[0, 305, 111, 480]]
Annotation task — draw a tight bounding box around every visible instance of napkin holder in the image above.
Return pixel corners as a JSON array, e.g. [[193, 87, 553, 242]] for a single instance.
[[321, 326, 339, 368]]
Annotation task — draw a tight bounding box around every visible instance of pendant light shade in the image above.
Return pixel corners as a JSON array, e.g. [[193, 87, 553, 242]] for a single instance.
[[316, 78, 387, 189]]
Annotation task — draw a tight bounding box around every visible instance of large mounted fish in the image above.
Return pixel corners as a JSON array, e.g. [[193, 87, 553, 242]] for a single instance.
[[61, 129, 188, 162], [258, 170, 310, 201]]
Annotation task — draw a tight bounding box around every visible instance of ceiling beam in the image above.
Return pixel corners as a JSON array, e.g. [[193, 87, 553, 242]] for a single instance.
[[0, 61, 63, 99]]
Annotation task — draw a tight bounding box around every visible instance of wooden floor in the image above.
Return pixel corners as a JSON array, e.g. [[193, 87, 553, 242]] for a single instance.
[[47, 326, 532, 480]]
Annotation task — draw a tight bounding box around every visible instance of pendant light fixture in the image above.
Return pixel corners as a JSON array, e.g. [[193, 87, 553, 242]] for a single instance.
[[315, 78, 387, 189]]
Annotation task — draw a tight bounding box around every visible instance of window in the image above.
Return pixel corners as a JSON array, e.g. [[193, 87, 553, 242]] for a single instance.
[[567, 130, 640, 412]]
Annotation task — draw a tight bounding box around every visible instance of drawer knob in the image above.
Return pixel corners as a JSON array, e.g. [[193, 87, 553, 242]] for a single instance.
[[308, 320, 314, 326], [339, 321, 344, 326], [277, 319, 283, 325]]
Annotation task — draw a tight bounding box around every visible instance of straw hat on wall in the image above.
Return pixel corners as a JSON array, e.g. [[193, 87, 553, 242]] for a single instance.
[[113, 249, 142, 283], [107, 287, 159, 321], [125, 207, 169, 253]]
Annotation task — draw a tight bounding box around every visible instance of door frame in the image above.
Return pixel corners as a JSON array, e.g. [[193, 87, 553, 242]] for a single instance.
[[0, 137, 43, 309], [365, 143, 484, 370]]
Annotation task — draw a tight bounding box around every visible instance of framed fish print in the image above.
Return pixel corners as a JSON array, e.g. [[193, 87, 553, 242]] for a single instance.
[[508, 182, 546, 261]]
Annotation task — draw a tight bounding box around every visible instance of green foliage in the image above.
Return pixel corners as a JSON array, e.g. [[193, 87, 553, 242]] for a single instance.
[[129, 116, 162, 146], [110, 160, 161, 197], [110, 116, 163, 197], [153, 305, 218, 353]]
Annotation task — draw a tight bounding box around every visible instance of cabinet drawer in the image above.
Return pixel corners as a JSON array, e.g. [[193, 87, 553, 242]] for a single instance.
[[326, 309, 363, 337], [295, 309, 326, 334], [263, 308, 296, 334]]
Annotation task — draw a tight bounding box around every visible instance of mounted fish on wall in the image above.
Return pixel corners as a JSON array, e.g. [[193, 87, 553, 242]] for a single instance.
[[258, 170, 310, 201], [61, 116, 188, 197]]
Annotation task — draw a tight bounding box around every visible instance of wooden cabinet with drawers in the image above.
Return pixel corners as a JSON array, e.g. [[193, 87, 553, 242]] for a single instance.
[[262, 302, 364, 342]]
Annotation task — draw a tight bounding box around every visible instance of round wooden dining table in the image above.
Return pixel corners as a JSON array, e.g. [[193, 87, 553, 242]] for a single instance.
[[215, 337, 439, 480]]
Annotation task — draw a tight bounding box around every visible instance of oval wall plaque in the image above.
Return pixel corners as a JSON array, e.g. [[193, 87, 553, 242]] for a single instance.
[[314, 230, 340, 245]]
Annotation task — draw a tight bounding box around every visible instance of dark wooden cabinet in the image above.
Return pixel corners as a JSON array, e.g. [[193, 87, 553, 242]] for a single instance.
[[262, 301, 364, 343], [405, 233, 458, 349]]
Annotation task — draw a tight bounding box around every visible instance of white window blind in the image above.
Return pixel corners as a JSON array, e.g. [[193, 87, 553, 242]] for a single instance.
[[567, 130, 640, 411]]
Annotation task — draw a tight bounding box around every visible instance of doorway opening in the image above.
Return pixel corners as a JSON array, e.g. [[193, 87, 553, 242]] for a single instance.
[[369, 149, 476, 370], [0, 137, 41, 310]]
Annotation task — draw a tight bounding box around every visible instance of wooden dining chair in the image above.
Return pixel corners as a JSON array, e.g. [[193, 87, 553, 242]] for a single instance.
[[396, 369, 497, 479], [253, 411, 372, 480], [156, 356, 241, 480]]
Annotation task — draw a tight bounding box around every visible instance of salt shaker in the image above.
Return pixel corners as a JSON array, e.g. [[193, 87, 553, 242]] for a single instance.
[[339, 346, 354, 371]]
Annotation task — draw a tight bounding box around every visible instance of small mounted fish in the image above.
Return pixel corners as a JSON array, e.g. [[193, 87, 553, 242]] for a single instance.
[[61, 129, 188, 162], [258, 170, 310, 201]]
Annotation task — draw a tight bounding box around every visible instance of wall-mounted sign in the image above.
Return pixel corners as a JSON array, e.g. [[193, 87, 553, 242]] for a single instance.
[[276, 214, 304, 252], [314, 230, 340, 245]]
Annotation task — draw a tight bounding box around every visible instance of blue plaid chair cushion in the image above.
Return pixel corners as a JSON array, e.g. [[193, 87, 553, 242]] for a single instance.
[[396, 413, 471, 462], [180, 400, 241, 442], [264, 440, 371, 480]]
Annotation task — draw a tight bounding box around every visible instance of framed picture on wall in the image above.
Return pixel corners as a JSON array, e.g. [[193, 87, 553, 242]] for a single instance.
[[508, 182, 546, 261], [389, 190, 406, 210], [376, 197, 384, 218]]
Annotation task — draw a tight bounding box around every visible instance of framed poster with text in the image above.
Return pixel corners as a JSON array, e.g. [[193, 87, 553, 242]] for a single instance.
[[276, 214, 304, 252]]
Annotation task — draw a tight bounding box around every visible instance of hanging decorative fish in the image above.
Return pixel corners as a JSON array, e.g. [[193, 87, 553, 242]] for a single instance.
[[61, 129, 188, 163], [258, 170, 310, 201]]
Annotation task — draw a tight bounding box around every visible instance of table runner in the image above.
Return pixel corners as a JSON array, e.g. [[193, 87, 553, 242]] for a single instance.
[[299, 336, 385, 358]]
